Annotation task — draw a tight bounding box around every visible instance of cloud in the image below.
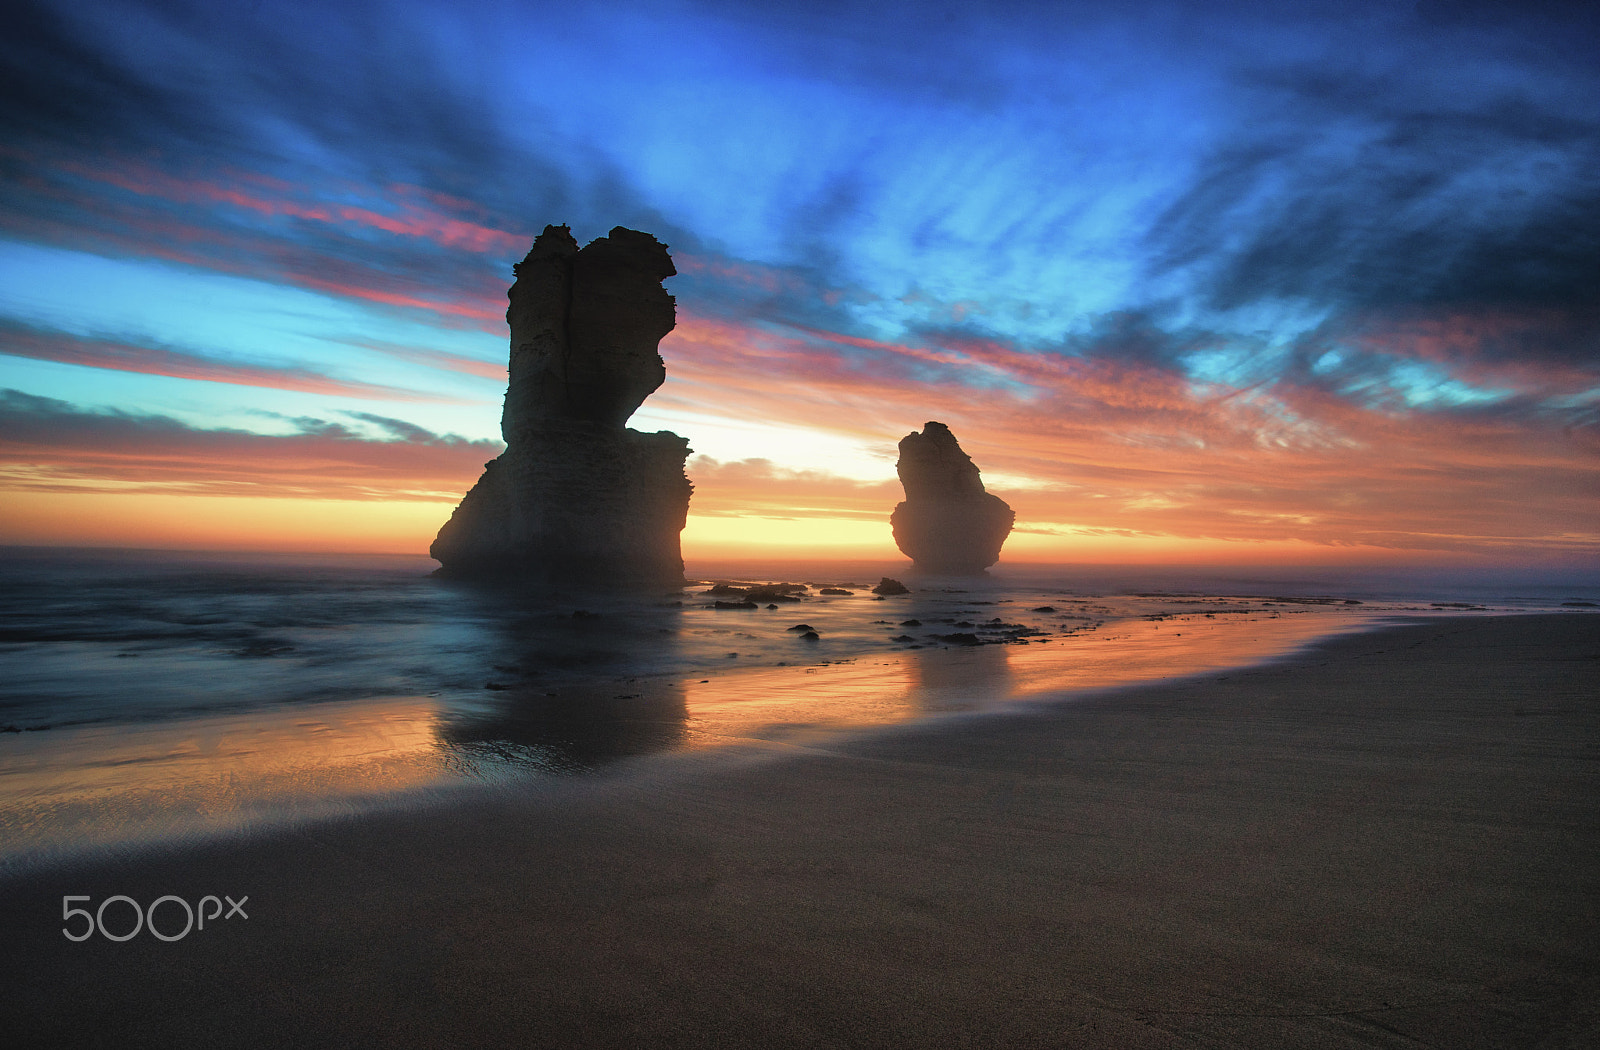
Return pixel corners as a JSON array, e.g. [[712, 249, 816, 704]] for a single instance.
[[1146, 55, 1600, 362], [341, 411, 444, 444], [0, 0, 198, 150], [1, 149, 519, 332], [658, 311, 1599, 555], [11, 0, 1593, 368], [1282, 308, 1600, 414], [0, 318, 466, 401], [1, 0, 526, 201], [687, 455, 899, 520], [0, 388, 501, 500], [341, 339, 507, 382], [0, 1, 694, 336], [54, 161, 529, 256]]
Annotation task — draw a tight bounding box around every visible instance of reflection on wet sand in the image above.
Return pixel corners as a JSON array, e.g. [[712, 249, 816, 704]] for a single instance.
[[999, 605, 1382, 698], [908, 642, 1016, 713], [680, 634, 1022, 748], [439, 686, 689, 772], [1, 587, 698, 868], [2, 558, 1530, 869], [0, 696, 452, 867], [434, 586, 690, 769], [676, 607, 1365, 749]]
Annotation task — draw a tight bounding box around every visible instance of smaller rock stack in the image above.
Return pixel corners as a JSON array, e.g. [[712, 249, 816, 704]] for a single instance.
[[890, 422, 1014, 574]]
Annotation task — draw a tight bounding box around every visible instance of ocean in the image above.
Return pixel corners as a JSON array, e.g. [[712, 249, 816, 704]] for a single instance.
[[2, 545, 1594, 871]]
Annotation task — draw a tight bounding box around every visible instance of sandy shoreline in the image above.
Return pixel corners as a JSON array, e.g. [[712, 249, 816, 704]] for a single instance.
[[0, 586, 1397, 865], [3, 613, 1597, 1048]]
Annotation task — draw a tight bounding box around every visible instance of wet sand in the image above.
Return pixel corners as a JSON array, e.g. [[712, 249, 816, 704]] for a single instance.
[[1, 589, 1388, 864], [3, 613, 1597, 1048]]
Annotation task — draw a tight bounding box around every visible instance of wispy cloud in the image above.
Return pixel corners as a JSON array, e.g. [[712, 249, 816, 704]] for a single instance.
[[340, 338, 507, 382], [658, 312, 1599, 556], [0, 319, 467, 401], [0, 388, 500, 500], [687, 455, 899, 520]]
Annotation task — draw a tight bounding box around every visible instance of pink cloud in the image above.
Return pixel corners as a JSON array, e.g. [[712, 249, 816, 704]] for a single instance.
[[2, 146, 515, 332], [55, 157, 531, 256], [0, 394, 499, 502], [687, 456, 899, 520], [659, 313, 1599, 557], [0, 323, 469, 402], [344, 340, 507, 382]]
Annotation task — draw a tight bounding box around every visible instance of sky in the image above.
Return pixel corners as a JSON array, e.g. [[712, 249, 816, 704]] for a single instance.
[[1, 0, 1596, 565]]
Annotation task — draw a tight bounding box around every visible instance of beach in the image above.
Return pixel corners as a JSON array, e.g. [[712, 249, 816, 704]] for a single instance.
[[7, 549, 1500, 866], [2, 611, 1596, 1048]]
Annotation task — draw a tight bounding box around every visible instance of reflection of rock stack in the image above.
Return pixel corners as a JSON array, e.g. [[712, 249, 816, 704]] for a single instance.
[[890, 422, 1014, 574], [431, 225, 692, 584]]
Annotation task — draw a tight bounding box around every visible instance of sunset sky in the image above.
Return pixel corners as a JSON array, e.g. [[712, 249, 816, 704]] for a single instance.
[[2, 0, 1596, 564]]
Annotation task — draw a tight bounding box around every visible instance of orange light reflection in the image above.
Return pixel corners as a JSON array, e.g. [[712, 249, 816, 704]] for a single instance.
[[1, 696, 452, 863], [679, 604, 1376, 748]]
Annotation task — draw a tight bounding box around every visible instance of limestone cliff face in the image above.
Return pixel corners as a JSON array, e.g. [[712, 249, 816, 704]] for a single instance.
[[890, 422, 1014, 574], [432, 225, 691, 585]]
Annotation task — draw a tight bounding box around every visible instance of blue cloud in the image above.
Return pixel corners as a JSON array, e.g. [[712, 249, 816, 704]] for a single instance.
[[2, 0, 1596, 432]]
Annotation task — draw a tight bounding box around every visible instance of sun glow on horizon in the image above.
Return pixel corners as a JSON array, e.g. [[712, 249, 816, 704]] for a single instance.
[[5, 487, 1589, 576], [0, 491, 450, 555], [681, 513, 897, 558]]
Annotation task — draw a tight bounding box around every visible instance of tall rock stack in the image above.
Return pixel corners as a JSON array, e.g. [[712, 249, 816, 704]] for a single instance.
[[890, 422, 1014, 574], [431, 225, 692, 585]]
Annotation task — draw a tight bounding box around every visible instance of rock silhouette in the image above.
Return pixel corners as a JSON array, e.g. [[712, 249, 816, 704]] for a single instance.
[[431, 225, 692, 584], [890, 422, 1014, 574]]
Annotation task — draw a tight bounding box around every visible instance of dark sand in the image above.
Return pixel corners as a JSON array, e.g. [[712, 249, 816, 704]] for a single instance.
[[3, 614, 1597, 1048]]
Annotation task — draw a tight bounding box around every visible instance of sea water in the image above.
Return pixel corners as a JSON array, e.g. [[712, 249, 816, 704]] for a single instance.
[[2, 546, 1594, 869]]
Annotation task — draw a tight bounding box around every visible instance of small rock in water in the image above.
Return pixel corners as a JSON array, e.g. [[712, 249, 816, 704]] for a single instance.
[[873, 577, 910, 595], [745, 584, 805, 603]]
